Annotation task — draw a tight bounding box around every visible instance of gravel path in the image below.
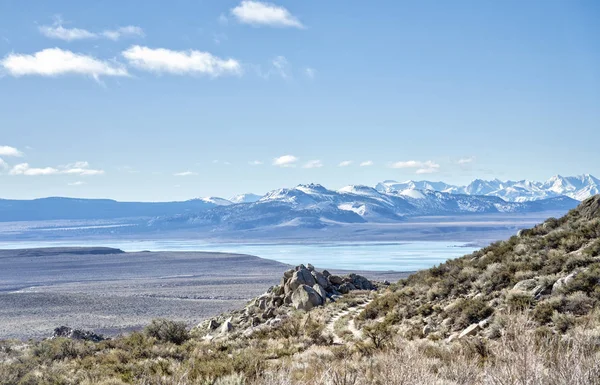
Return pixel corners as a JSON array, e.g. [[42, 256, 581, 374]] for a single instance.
[[325, 300, 371, 344]]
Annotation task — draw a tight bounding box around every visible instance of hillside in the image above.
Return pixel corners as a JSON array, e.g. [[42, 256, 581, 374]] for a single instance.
[[1, 197, 599, 384]]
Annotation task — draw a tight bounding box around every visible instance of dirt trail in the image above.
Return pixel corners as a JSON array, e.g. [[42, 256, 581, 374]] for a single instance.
[[324, 300, 371, 344]]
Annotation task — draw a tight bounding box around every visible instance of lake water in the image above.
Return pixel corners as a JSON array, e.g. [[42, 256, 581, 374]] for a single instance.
[[0, 240, 479, 271]]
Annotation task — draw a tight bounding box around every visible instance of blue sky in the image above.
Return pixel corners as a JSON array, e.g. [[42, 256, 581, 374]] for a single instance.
[[0, 0, 598, 201]]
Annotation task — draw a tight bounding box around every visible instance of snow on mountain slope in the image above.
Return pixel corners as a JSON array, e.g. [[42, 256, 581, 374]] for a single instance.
[[199, 197, 233, 206], [376, 174, 599, 202], [229, 193, 262, 204]]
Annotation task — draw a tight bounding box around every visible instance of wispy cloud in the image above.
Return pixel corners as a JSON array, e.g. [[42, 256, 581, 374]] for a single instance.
[[338, 160, 353, 167], [122, 46, 242, 77], [231, 1, 304, 28], [249, 160, 264, 165], [273, 155, 298, 167], [0, 146, 23, 157], [174, 171, 198, 176], [303, 160, 323, 169], [1, 48, 129, 79], [68, 181, 86, 186], [272, 55, 290, 79], [218, 14, 229, 26], [305, 67, 315, 79], [102, 26, 145, 41], [9, 161, 104, 176], [359, 160, 374, 167], [458, 156, 475, 165], [39, 18, 144, 42], [390, 160, 440, 174], [39, 24, 95, 41], [117, 165, 139, 174], [0, 158, 8, 170]]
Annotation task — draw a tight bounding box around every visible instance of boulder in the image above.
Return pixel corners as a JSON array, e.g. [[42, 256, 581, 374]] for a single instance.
[[283, 269, 295, 279], [313, 284, 328, 300], [552, 272, 578, 293], [328, 275, 344, 285], [291, 285, 323, 311], [208, 319, 220, 330], [338, 282, 356, 294], [53, 326, 105, 342], [513, 279, 537, 292], [312, 270, 330, 289], [347, 273, 375, 290], [422, 325, 432, 336], [257, 298, 267, 310], [446, 332, 459, 343], [458, 323, 480, 339], [220, 318, 234, 334], [322, 270, 331, 278], [284, 294, 292, 305], [262, 307, 276, 320], [307, 263, 315, 271], [289, 268, 316, 291]]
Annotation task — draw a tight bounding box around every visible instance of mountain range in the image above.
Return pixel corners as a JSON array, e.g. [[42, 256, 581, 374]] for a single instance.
[[375, 174, 600, 202], [0, 174, 595, 234], [147, 183, 578, 232]]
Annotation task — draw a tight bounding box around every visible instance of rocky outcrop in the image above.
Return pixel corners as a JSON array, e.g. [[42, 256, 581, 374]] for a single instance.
[[196, 264, 378, 339], [53, 326, 105, 342]]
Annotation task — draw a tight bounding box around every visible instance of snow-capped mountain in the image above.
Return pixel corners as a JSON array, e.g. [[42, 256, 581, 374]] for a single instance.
[[149, 183, 578, 232], [197, 197, 233, 206], [377, 174, 600, 202], [229, 193, 262, 204]]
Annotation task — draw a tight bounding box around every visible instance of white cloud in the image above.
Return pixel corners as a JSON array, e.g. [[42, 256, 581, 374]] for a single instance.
[[231, 1, 304, 28], [360, 160, 374, 167], [416, 165, 440, 174], [9, 161, 104, 176], [102, 26, 145, 41], [249, 160, 263, 165], [39, 24, 96, 41], [174, 171, 197, 176], [273, 155, 298, 167], [389, 160, 421, 169], [458, 156, 475, 165], [9, 164, 58, 176], [122, 45, 242, 77], [39, 19, 144, 42], [305, 67, 315, 79], [0, 146, 23, 157], [68, 181, 85, 186], [62, 161, 105, 176], [390, 160, 440, 174], [1, 48, 129, 79], [338, 160, 353, 167], [303, 160, 323, 169]]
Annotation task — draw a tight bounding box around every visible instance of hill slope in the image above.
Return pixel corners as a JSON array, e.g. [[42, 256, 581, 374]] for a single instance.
[[1, 197, 599, 384]]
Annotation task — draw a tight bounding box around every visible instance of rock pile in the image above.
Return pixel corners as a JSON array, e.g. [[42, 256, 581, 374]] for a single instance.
[[277, 263, 375, 311], [198, 264, 377, 337], [52, 326, 105, 342]]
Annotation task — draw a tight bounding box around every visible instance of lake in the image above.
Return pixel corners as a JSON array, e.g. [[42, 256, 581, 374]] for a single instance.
[[0, 240, 479, 271]]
